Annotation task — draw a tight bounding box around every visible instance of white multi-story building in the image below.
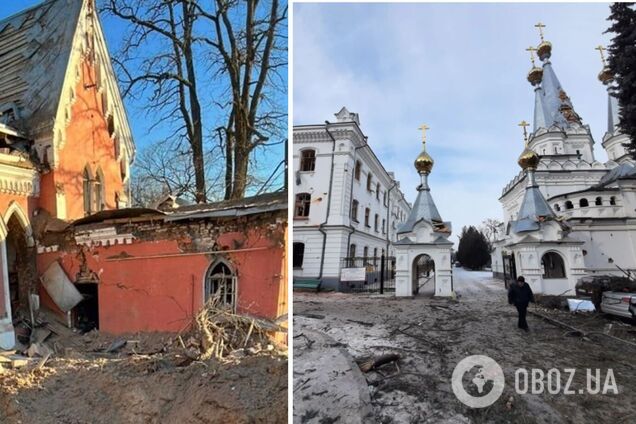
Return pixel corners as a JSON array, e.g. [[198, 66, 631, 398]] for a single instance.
[[293, 107, 411, 290], [491, 33, 636, 295]]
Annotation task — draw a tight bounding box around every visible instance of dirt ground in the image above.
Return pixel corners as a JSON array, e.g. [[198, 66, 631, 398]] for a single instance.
[[0, 329, 287, 423], [294, 268, 636, 424]]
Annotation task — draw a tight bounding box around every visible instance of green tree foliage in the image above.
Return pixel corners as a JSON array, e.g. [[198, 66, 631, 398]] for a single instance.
[[606, 2, 636, 159], [456, 226, 491, 270]]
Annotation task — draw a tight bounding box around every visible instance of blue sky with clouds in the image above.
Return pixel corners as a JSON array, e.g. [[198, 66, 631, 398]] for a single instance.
[[294, 2, 614, 241]]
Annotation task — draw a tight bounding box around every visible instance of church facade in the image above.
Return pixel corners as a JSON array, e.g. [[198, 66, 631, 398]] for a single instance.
[[1, 1, 288, 351], [491, 27, 636, 295], [0, 0, 135, 348]]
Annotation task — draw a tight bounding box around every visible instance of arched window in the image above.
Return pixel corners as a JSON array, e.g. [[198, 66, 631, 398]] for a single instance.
[[94, 168, 104, 212], [114, 136, 120, 160], [354, 161, 361, 180], [366, 173, 373, 191], [351, 199, 359, 221], [382, 219, 386, 234], [83, 166, 92, 215], [349, 243, 356, 258], [376, 183, 380, 200], [205, 260, 236, 309], [554, 204, 561, 212], [101, 91, 109, 115], [364, 208, 370, 227], [542, 252, 566, 279], [595, 197, 602, 206], [293, 242, 305, 269], [294, 193, 311, 218], [363, 246, 368, 262], [373, 247, 378, 265], [374, 214, 379, 232], [300, 149, 316, 172], [579, 198, 589, 208], [610, 196, 616, 206], [107, 115, 115, 137], [120, 152, 128, 181], [565, 201, 573, 210], [383, 191, 387, 206]]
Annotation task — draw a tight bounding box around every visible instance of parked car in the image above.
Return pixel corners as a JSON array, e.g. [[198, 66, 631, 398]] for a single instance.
[[575, 275, 636, 309], [600, 291, 636, 319]]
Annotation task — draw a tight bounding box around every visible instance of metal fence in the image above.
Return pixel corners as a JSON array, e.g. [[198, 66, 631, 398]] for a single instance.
[[339, 255, 396, 293]]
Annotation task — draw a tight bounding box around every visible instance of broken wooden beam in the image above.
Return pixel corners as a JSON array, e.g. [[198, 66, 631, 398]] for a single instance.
[[529, 310, 636, 349], [358, 353, 400, 373]]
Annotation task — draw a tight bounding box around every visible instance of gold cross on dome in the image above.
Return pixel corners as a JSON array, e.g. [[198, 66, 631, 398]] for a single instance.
[[418, 124, 430, 144], [595, 45, 607, 67], [535, 22, 546, 42], [526, 46, 538, 67], [518, 120, 530, 144]]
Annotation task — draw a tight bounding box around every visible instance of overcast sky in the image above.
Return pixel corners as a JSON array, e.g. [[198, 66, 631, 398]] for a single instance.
[[293, 2, 614, 242]]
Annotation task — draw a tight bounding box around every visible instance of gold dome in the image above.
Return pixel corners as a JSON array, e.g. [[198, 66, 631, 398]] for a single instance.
[[414, 147, 434, 174], [537, 41, 552, 60], [598, 66, 613, 84], [518, 146, 540, 170], [527, 66, 543, 85]]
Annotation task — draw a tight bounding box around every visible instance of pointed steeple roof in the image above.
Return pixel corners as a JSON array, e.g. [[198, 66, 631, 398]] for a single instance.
[[595, 46, 620, 135], [528, 25, 582, 131], [512, 179, 555, 233], [512, 129, 556, 234], [533, 86, 549, 130], [607, 94, 620, 134], [398, 186, 444, 234], [398, 127, 450, 235]]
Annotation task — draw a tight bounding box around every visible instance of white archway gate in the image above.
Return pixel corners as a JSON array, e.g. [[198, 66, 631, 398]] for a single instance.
[[394, 242, 453, 297]]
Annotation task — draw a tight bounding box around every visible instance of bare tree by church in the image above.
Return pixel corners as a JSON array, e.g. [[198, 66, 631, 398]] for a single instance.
[[102, 0, 287, 203]]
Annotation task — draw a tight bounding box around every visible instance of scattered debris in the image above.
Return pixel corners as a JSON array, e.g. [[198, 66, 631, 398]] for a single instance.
[[358, 353, 400, 373], [191, 294, 286, 361], [567, 298, 595, 313], [104, 338, 127, 353]]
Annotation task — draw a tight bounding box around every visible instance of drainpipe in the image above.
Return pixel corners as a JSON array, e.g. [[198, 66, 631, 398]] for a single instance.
[[385, 180, 398, 254], [317, 122, 337, 280]]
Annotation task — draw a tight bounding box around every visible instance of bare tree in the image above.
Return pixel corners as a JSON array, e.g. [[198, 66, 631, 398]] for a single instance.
[[101, 0, 287, 202], [130, 139, 225, 207], [198, 0, 287, 199], [480, 218, 504, 243]]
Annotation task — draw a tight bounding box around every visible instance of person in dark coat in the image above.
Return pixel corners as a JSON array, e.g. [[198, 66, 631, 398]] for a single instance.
[[508, 276, 535, 331]]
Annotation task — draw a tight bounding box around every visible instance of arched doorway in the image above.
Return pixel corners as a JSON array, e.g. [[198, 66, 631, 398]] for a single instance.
[[412, 254, 435, 296], [204, 260, 237, 311], [541, 251, 566, 278], [5, 214, 30, 320]]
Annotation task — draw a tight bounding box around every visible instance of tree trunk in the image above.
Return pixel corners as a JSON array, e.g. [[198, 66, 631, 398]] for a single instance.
[[231, 117, 250, 199]]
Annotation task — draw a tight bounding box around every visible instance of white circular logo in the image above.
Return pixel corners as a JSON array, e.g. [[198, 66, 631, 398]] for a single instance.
[[452, 355, 505, 408]]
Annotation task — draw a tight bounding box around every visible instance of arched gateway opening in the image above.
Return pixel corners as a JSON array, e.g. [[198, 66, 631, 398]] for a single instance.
[[412, 254, 435, 296]]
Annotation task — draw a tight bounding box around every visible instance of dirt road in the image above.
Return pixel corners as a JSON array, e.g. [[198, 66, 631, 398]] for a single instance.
[[294, 269, 636, 423]]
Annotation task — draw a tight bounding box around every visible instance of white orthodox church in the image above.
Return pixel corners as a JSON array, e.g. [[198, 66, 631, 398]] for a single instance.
[[491, 27, 636, 296]]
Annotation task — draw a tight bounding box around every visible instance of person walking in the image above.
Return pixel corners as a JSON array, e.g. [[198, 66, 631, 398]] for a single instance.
[[508, 276, 534, 331]]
